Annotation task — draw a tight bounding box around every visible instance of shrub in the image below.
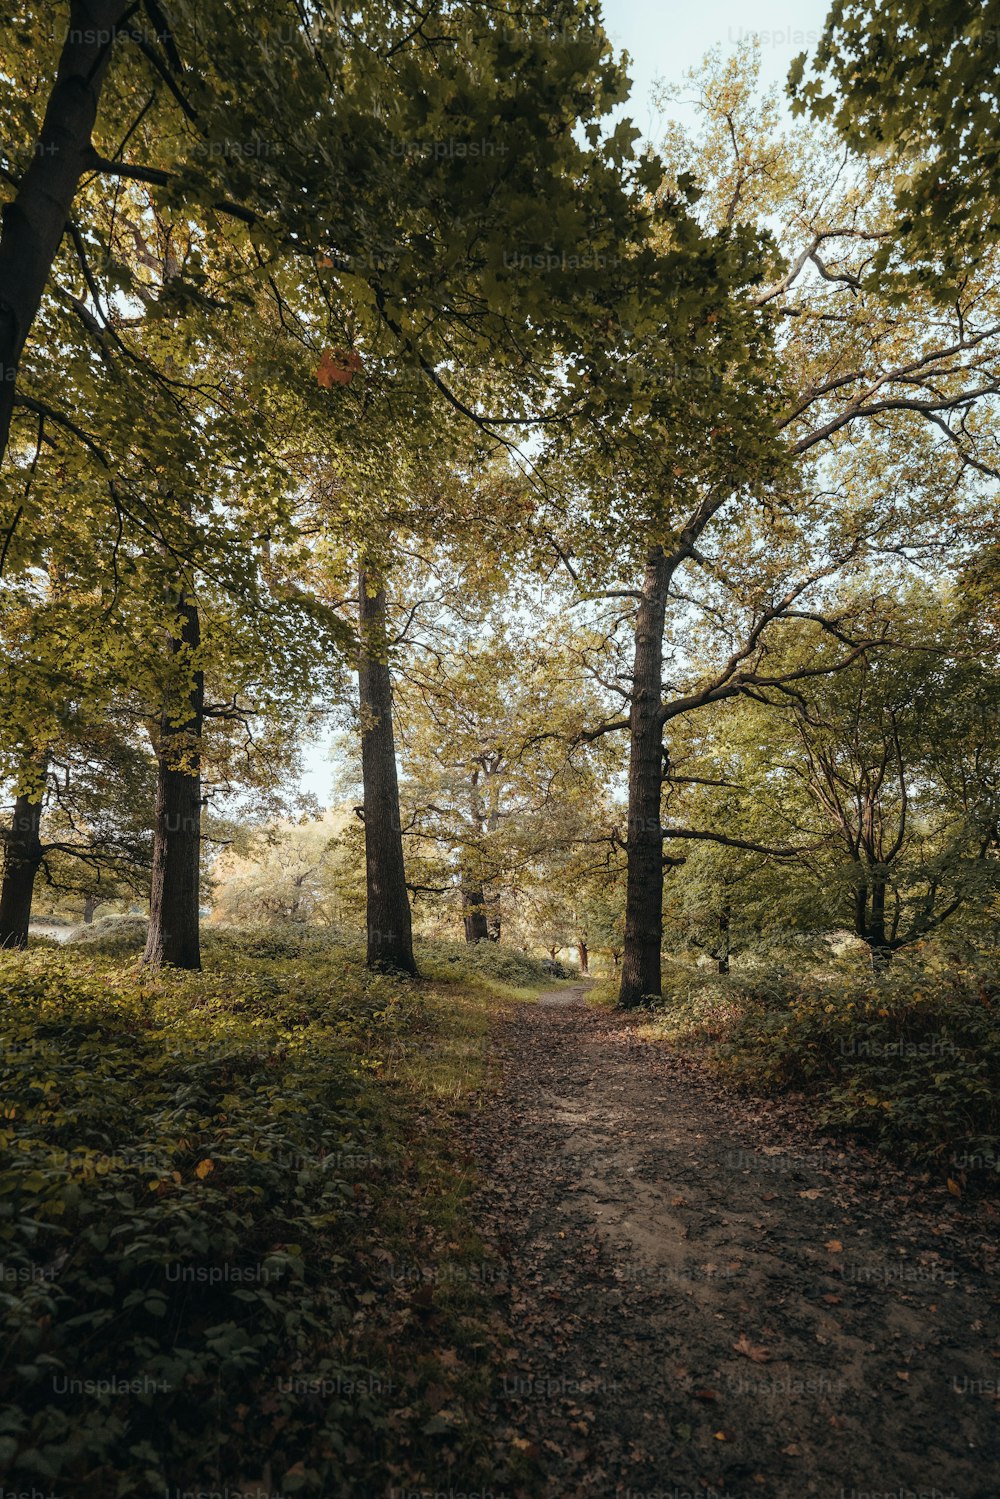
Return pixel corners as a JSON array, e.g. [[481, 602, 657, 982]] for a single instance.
[[66, 913, 149, 953], [0, 945, 413, 1494], [644, 951, 1000, 1178], [416, 936, 564, 990]]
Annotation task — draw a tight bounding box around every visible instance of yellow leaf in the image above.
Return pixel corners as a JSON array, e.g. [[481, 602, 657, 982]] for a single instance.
[[946, 1177, 961, 1197], [195, 1159, 215, 1179]]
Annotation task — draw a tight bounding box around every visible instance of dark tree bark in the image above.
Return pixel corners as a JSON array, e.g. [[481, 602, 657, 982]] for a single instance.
[[0, 1, 128, 464], [0, 787, 45, 949], [854, 868, 893, 969], [358, 565, 416, 974], [577, 938, 589, 975], [143, 594, 203, 970], [462, 882, 489, 943], [484, 888, 501, 942], [619, 545, 670, 1008], [717, 904, 731, 975], [83, 893, 96, 924]]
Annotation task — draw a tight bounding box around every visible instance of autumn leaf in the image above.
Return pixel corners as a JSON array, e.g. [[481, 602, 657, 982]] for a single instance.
[[733, 1334, 770, 1363], [194, 1159, 214, 1179], [825, 1239, 843, 1253], [317, 348, 363, 387]]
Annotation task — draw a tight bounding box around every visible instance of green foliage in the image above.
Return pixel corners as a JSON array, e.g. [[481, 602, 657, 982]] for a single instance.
[[416, 936, 567, 991], [791, 0, 1000, 268], [65, 914, 150, 954], [0, 929, 522, 1494], [644, 951, 1000, 1177]]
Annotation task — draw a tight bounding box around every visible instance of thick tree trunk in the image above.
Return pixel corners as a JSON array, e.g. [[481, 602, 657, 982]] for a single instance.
[[0, 788, 45, 949], [484, 888, 501, 942], [578, 939, 589, 975], [462, 882, 489, 943], [619, 546, 670, 1008], [143, 595, 204, 970], [358, 566, 416, 974], [83, 893, 96, 924], [0, 2, 126, 463]]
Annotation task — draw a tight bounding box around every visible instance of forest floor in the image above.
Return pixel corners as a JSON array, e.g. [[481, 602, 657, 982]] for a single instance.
[[471, 985, 1000, 1499]]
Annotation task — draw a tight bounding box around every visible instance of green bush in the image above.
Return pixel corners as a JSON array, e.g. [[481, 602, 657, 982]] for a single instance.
[[0, 945, 421, 1495], [66, 913, 149, 953], [416, 936, 566, 989], [644, 951, 1000, 1178]]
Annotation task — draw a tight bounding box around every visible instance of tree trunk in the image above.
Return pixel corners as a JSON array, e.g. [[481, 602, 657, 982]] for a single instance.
[[854, 867, 892, 969], [0, 2, 126, 464], [484, 888, 501, 942], [717, 903, 731, 976], [619, 545, 670, 1007], [143, 594, 204, 970], [83, 893, 96, 924], [358, 565, 416, 974], [0, 788, 45, 949], [578, 939, 589, 975], [462, 882, 489, 943], [867, 874, 892, 969]]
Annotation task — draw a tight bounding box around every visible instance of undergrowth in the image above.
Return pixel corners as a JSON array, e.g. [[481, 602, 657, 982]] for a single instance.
[[639, 950, 1000, 1182], [0, 922, 542, 1495]]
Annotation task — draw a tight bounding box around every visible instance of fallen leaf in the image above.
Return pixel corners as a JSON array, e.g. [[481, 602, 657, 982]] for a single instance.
[[947, 1178, 962, 1197], [194, 1159, 214, 1179], [733, 1334, 770, 1363], [825, 1239, 843, 1253]]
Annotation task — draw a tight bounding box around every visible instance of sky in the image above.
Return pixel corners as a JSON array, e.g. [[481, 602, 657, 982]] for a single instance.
[[600, 0, 832, 139], [299, 0, 835, 804]]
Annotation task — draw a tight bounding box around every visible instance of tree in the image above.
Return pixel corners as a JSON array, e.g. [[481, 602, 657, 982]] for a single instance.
[[2, 0, 677, 973], [547, 46, 1000, 1005], [209, 810, 358, 927], [669, 590, 1000, 966], [790, 0, 1000, 267], [396, 614, 612, 943]]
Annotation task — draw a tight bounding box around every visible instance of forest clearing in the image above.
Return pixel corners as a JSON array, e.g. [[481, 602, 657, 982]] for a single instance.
[[1, 1, 999, 1495]]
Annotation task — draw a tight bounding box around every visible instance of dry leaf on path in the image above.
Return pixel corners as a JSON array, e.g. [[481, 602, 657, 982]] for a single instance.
[[733, 1334, 770, 1363]]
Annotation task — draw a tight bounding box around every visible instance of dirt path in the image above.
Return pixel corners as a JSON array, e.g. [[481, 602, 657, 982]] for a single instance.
[[472, 988, 999, 1499]]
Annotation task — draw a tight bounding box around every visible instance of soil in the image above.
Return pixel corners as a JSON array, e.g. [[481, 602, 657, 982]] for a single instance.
[[471, 986, 1000, 1499]]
